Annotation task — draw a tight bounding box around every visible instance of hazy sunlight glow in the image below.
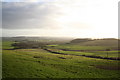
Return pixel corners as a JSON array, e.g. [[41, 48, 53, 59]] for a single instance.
[[2, 0, 119, 38]]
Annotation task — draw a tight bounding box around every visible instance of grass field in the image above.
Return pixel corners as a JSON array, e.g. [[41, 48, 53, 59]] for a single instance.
[[45, 48, 119, 58], [2, 41, 120, 78], [70, 39, 119, 47], [47, 44, 118, 50], [2, 41, 15, 50], [46, 44, 119, 59]]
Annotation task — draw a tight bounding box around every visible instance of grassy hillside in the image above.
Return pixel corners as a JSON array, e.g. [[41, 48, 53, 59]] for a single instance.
[[2, 41, 120, 78], [47, 45, 111, 50], [2, 49, 120, 78], [70, 39, 119, 48], [46, 39, 119, 60]]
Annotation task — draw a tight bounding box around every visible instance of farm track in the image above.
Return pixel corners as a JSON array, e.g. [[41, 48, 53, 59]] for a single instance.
[[43, 48, 120, 61]]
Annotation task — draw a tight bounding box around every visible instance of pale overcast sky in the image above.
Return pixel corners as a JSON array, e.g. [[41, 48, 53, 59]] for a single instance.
[[1, 0, 119, 38]]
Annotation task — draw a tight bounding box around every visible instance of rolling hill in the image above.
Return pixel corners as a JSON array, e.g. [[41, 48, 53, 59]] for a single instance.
[[70, 38, 119, 47]]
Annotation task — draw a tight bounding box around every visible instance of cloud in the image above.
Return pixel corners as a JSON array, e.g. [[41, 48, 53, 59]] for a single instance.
[[2, 2, 62, 29], [1, 0, 40, 2], [2, 0, 118, 38], [1, 0, 57, 2], [2, 0, 100, 30]]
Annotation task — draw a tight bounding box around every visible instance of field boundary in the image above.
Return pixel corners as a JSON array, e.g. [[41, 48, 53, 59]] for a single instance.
[[60, 49, 119, 52], [43, 48, 120, 61]]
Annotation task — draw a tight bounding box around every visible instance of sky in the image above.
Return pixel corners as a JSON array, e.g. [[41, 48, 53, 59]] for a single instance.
[[1, 0, 119, 38]]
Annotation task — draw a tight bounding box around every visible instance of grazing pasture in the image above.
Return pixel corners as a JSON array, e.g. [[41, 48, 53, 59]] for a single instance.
[[2, 39, 120, 78]]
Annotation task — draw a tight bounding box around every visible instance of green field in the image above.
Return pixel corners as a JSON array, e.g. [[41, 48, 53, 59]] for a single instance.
[[47, 44, 118, 50], [2, 41, 120, 78], [2, 41, 15, 49], [46, 44, 119, 59]]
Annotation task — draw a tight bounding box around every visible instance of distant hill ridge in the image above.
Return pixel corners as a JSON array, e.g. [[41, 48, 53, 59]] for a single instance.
[[70, 38, 119, 47]]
